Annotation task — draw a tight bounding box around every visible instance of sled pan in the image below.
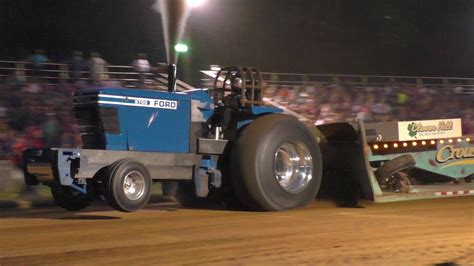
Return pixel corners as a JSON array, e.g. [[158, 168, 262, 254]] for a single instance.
[[317, 119, 474, 203]]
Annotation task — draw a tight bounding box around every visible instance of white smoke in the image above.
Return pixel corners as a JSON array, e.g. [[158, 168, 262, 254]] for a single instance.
[[153, 0, 191, 64]]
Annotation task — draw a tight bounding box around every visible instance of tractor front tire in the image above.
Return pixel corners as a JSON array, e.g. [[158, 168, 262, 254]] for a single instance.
[[51, 185, 90, 211], [233, 114, 322, 211], [103, 158, 152, 212]]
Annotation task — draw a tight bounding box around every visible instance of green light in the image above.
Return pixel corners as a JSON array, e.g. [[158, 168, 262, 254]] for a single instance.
[[174, 43, 189, 53]]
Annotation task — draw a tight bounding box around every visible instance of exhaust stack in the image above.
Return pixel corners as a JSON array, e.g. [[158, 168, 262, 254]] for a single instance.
[[167, 64, 177, 92], [157, 0, 190, 92]]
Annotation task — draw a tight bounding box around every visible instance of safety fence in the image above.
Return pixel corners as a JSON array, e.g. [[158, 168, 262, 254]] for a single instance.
[[1, 61, 473, 161], [2, 60, 474, 93], [201, 68, 474, 94], [200, 67, 474, 129], [0, 60, 194, 91]]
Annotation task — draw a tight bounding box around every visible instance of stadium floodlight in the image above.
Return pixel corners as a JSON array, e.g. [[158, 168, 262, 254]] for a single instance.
[[174, 43, 189, 53], [186, 0, 206, 8]]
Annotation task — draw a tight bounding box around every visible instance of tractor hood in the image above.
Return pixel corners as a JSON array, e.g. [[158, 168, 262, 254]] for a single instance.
[[73, 87, 214, 152]]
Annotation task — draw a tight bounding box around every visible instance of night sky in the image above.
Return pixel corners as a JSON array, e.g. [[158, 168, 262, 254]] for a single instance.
[[1, 0, 473, 83]]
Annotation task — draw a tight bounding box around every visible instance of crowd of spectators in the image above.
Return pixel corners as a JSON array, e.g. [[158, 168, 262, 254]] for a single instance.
[[264, 83, 473, 133], [1, 52, 473, 165], [0, 77, 81, 164], [0, 51, 154, 164]]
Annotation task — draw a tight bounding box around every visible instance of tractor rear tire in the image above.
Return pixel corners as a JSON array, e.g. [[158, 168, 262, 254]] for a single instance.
[[103, 158, 152, 212], [51, 185, 90, 211], [232, 114, 322, 211]]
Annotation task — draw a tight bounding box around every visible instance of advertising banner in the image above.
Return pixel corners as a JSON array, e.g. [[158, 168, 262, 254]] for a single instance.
[[398, 118, 462, 141]]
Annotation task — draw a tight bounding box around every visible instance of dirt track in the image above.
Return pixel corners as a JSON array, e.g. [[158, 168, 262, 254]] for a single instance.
[[0, 197, 473, 265]]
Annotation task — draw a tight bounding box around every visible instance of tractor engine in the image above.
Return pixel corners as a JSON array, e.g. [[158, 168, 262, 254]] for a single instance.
[[73, 88, 214, 153]]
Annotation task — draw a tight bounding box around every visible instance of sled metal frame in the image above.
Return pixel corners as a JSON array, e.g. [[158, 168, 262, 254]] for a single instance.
[[317, 120, 474, 203]]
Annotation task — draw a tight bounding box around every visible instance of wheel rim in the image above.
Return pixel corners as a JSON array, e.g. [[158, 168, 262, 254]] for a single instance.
[[274, 141, 313, 194], [122, 171, 146, 201]]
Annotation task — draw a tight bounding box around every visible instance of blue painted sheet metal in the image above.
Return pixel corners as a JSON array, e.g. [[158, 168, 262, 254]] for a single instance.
[[200, 155, 217, 170], [186, 89, 214, 121], [250, 106, 283, 115], [237, 119, 253, 130], [103, 133, 128, 151], [93, 87, 192, 101], [235, 106, 283, 130], [92, 88, 196, 153]]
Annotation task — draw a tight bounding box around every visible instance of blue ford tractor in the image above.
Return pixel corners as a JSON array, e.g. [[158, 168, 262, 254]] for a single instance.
[[21, 0, 473, 211], [23, 66, 323, 212]]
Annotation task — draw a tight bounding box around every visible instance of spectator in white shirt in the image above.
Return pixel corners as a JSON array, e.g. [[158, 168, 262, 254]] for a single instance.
[[89, 52, 108, 85], [132, 53, 151, 85]]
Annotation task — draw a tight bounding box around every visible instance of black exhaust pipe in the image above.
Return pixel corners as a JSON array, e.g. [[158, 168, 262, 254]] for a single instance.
[[156, 0, 189, 93], [167, 63, 177, 92]]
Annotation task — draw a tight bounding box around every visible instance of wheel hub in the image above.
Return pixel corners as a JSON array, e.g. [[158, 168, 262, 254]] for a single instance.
[[274, 141, 313, 194], [122, 171, 146, 200]]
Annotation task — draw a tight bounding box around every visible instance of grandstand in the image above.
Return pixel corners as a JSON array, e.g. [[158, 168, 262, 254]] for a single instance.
[[1, 59, 473, 164]]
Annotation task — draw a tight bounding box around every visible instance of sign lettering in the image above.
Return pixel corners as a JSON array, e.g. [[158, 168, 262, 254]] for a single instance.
[[398, 119, 462, 141], [435, 145, 474, 163]]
